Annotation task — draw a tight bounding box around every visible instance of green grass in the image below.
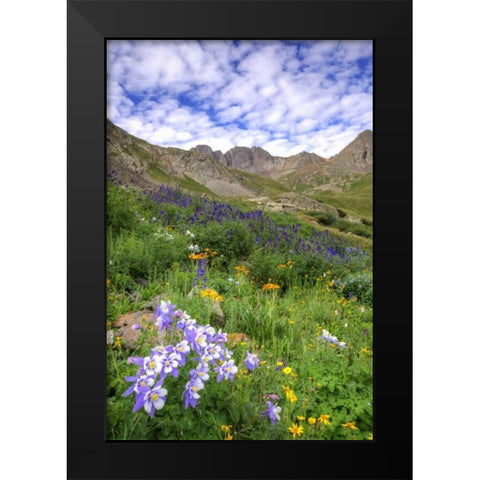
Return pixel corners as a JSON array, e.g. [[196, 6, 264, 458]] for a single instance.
[[148, 165, 218, 197], [105, 182, 373, 441], [308, 173, 373, 221], [229, 168, 291, 197]]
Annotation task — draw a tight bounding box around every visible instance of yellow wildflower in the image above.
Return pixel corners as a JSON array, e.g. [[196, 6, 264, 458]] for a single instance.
[[221, 425, 232, 433], [288, 423, 304, 438], [296, 416, 305, 421], [341, 422, 359, 430], [225, 432, 233, 440], [307, 417, 316, 425], [318, 414, 331, 425], [262, 283, 280, 291], [189, 253, 208, 260], [283, 367, 292, 375]]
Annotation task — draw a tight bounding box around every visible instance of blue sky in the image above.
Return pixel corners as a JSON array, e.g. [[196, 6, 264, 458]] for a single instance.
[[107, 40, 372, 158]]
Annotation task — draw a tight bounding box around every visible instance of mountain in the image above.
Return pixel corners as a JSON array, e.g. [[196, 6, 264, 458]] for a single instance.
[[328, 129, 373, 173], [106, 119, 372, 198], [107, 120, 254, 196], [191, 144, 328, 179]]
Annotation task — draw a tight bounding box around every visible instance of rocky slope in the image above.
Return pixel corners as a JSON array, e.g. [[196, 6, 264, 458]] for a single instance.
[[107, 119, 372, 199]]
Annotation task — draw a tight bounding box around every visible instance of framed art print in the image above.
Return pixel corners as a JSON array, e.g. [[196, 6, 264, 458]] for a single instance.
[[68, 1, 412, 479]]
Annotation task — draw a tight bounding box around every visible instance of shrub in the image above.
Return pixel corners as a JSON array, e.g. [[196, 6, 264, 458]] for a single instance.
[[338, 272, 373, 306]]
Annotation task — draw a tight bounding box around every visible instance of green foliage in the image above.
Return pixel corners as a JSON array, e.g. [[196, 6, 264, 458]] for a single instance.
[[338, 272, 373, 306], [105, 181, 373, 440], [193, 220, 255, 263]]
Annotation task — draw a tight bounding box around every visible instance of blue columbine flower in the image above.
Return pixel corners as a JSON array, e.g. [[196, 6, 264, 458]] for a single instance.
[[153, 300, 177, 331], [134, 386, 168, 417], [214, 359, 238, 382], [157, 353, 180, 378], [261, 401, 282, 425], [122, 375, 154, 397], [244, 351, 260, 371], [183, 377, 205, 409]]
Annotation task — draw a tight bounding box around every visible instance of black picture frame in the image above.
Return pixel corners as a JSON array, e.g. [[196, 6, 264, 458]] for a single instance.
[[67, 1, 412, 479]]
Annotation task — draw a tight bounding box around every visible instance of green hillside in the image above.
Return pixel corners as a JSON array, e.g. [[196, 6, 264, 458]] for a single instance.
[[308, 173, 373, 221]]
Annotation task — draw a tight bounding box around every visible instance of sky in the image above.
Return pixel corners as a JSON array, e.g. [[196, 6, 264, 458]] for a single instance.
[[107, 40, 372, 158]]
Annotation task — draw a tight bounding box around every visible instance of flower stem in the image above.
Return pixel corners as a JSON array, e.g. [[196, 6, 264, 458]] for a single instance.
[[127, 413, 142, 440]]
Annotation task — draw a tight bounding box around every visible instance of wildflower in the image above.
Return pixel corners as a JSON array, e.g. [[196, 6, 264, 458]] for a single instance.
[[368, 433, 373, 440], [157, 353, 180, 378], [261, 401, 282, 425], [225, 432, 233, 440], [133, 386, 168, 417], [122, 374, 155, 398], [235, 265, 249, 274], [264, 393, 279, 401], [244, 351, 260, 371], [307, 417, 316, 425], [283, 366, 292, 375], [289, 395, 298, 403], [262, 283, 280, 291], [275, 359, 286, 371], [221, 425, 232, 433], [190, 362, 210, 383], [341, 421, 359, 430], [288, 320, 294, 325], [361, 348, 372, 355], [318, 414, 331, 425], [288, 423, 304, 438], [200, 288, 223, 301], [183, 377, 205, 409], [296, 416, 305, 421], [214, 359, 238, 382], [106, 278, 110, 286], [153, 300, 176, 331], [189, 253, 208, 260], [193, 258, 208, 289]]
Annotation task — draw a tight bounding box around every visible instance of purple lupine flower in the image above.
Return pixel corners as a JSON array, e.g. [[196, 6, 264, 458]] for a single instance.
[[244, 351, 260, 371], [193, 258, 208, 289], [183, 377, 205, 409], [261, 401, 281, 425], [214, 359, 238, 382]]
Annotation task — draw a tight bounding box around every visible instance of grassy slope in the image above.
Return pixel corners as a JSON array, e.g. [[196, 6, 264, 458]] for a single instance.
[[308, 173, 373, 221], [229, 168, 291, 198]]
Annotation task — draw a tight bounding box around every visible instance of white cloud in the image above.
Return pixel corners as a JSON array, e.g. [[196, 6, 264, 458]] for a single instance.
[[107, 40, 372, 158]]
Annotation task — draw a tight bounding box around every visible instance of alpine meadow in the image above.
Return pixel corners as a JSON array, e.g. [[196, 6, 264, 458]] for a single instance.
[[106, 40, 373, 440]]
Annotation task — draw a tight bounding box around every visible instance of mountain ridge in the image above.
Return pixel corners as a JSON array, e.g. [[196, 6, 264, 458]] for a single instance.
[[106, 119, 372, 198]]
